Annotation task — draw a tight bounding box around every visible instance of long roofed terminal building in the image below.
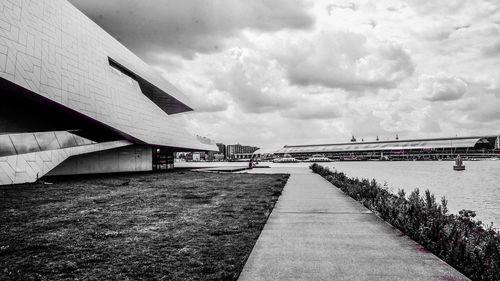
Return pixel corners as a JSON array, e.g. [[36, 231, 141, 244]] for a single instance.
[[0, 0, 217, 185], [254, 135, 500, 161]]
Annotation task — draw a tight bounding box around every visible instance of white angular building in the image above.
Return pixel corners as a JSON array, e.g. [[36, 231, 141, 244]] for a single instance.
[[0, 0, 217, 185]]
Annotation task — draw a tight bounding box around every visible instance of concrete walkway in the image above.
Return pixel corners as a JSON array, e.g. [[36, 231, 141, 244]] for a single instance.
[[238, 171, 470, 281], [193, 166, 250, 172]]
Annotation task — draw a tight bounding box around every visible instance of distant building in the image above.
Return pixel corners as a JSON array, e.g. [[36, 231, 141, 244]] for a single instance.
[[273, 135, 500, 161], [252, 148, 281, 160], [226, 144, 259, 160]]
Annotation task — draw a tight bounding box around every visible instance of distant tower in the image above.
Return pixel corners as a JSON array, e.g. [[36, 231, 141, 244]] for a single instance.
[[376, 136, 379, 141], [395, 134, 399, 140], [350, 135, 357, 142]]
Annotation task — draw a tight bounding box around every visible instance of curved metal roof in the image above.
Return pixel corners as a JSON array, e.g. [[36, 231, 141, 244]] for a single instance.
[[253, 148, 282, 155], [276, 137, 488, 154]]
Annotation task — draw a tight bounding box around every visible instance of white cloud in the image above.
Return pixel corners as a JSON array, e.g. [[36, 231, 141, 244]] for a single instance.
[[208, 49, 297, 113], [418, 73, 468, 102], [277, 30, 414, 91]]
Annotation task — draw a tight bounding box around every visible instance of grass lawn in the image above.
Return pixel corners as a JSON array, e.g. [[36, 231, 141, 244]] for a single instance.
[[0, 171, 289, 281]]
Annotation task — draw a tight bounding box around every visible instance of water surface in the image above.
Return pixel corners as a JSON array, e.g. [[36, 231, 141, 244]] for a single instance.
[[320, 161, 500, 227], [178, 161, 500, 226]]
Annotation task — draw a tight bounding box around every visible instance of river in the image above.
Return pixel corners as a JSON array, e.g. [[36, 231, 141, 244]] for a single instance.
[[177, 161, 500, 227]]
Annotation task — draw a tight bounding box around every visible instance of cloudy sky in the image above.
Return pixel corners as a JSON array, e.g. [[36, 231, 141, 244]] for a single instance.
[[69, 0, 500, 147]]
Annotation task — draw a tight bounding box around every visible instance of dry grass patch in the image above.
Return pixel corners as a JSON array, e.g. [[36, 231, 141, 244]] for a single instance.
[[0, 171, 288, 281]]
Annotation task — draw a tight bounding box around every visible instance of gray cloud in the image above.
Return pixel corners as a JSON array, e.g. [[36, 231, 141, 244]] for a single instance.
[[419, 113, 442, 133], [212, 55, 295, 114], [347, 112, 388, 138], [326, 2, 357, 15], [278, 31, 414, 91], [281, 96, 342, 120], [418, 73, 468, 102], [465, 95, 500, 122], [403, 0, 468, 15], [292, 108, 341, 120], [482, 40, 500, 56], [69, 0, 314, 59], [386, 7, 400, 12]]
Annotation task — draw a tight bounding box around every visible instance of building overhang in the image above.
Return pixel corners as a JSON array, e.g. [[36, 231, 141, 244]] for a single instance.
[[108, 58, 193, 115]]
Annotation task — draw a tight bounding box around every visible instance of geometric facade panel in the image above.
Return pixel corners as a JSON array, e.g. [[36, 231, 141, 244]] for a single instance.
[[0, 0, 217, 151], [0, 131, 95, 157], [0, 140, 131, 185]]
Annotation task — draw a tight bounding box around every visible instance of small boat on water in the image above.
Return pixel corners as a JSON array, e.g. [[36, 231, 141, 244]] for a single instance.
[[453, 155, 465, 171], [273, 154, 299, 163], [305, 154, 332, 162]]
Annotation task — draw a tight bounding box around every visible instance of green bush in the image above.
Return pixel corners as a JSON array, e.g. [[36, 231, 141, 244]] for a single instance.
[[310, 163, 500, 281]]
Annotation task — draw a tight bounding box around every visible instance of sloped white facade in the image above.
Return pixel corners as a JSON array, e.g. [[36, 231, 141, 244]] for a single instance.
[[0, 0, 215, 150], [0, 0, 217, 184], [0, 139, 131, 185]]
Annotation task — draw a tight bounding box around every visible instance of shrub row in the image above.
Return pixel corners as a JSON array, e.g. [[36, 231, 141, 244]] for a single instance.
[[310, 163, 500, 281]]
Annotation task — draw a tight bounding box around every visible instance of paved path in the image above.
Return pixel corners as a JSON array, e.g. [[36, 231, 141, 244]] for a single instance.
[[193, 166, 250, 172], [238, 171, 470, 281]]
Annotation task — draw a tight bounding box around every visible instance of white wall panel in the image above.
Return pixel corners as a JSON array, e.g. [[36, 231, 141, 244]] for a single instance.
[[47, 146, 153, 176], [0, 0, 216, 151], [0, 140, 131, 185]]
